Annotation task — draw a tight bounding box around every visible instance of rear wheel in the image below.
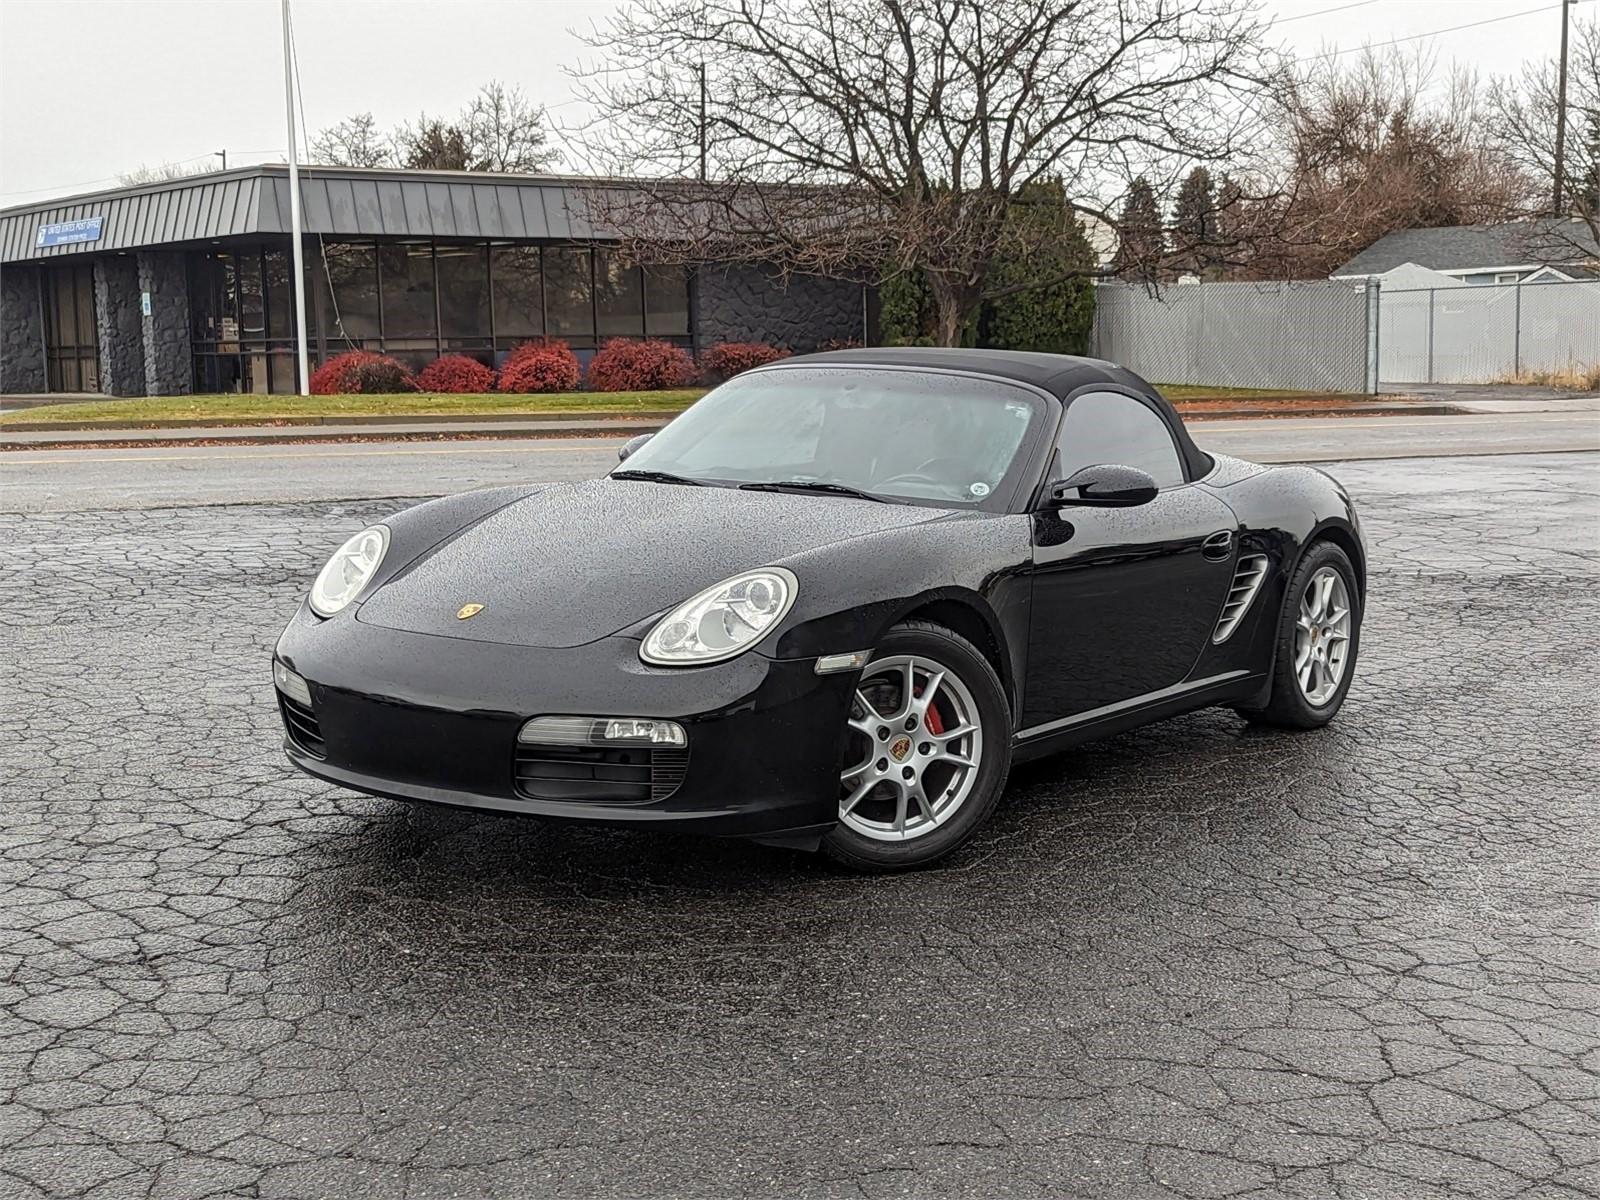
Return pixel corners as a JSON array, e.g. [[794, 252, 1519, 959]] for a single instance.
[[821, 621, 1011, 871], [1239, 541, 1361, 729]]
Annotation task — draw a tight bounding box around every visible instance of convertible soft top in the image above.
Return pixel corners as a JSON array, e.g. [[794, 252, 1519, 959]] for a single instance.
[[783, 346, 1211, 483]]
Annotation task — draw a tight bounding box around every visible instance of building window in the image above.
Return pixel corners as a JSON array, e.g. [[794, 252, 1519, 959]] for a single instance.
[[596, 249, 644, 336], [320, 242, 380, 341], [437, 243, 491, 340], [195, 238, 695, 390], [373, 242, 435, 373], [1493, 272, 1520, 285], [545, 247, 595, 339], [490, 244, 542, 343], [42, 263, 99, 393]]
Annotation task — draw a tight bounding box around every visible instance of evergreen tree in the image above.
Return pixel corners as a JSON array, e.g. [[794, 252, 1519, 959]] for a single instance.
[[1113, 177, 1166, 282], [1171, 167, 1219, 276]]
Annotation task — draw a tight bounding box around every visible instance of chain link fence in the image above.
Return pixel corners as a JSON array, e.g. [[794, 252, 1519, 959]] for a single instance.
[[1377, 280, 1600, 384], [1091, 281, 1373, 392]]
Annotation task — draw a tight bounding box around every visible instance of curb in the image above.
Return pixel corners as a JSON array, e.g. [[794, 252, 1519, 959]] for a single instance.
[[0, 403, 1469, 452], [1, 409, 686, 434]]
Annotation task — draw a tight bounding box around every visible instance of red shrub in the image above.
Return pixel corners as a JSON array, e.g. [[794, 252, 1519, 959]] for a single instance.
[[586, 338, 698, 392], [309, 350, 417, 394], [498, 340, 582, 394], [699, 341, 790, 384], [418, 354, 497, 394]]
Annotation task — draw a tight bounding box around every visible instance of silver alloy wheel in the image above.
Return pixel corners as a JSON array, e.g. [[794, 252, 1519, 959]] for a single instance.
[[1295, 566, 1353, 706], [839, 654, 984, 842]]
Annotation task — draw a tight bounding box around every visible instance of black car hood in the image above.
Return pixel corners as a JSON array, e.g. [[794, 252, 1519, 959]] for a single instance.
[[356, 478, 955, 647]]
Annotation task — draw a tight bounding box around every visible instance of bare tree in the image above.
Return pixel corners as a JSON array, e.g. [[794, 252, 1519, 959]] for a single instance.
[[572, 0, 1280, 344], [1235, 47, 1532, 278], [310, 112, 394, 168], [117, 160, 221, 186], [464, 82, 560, 173], [314, 83, 560, 174], [1486, 18, 1600, 256]]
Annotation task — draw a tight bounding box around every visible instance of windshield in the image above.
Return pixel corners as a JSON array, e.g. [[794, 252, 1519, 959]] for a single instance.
[[615, 366, 1046, 507]]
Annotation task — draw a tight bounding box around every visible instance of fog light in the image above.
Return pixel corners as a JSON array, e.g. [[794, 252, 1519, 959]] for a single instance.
[[273, 660, 312, 706], [518, 715, 687, 748]]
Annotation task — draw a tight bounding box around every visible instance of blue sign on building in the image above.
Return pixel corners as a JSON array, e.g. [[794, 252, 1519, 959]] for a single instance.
[[36, 217, 104, 248]]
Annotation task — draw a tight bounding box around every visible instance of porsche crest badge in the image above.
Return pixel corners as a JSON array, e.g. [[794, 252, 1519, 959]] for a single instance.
[[456, 603, 485, 620]]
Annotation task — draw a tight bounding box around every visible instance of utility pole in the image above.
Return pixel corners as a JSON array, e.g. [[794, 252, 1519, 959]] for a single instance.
[[281, 0, 310, 395], [1553, 0, 1573, 216], [694, 63, 707, 183], [215, 150, 227, 172]]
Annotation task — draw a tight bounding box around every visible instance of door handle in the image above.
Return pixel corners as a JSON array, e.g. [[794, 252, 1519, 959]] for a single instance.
[[1202, 530, 1234, 561]]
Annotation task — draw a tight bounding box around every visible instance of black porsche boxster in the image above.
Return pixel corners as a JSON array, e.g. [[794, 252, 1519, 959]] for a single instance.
[[274, 348, 1364, 870]]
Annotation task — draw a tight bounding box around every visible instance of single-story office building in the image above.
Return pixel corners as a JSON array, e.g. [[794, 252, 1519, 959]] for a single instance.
[[0, 164, 869, 396]]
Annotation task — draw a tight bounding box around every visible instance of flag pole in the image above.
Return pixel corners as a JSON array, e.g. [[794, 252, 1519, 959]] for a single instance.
[[282, 0, 311, 395]]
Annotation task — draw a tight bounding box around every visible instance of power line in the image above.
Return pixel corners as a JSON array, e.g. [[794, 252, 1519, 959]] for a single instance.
[[1303, 2, 1564, 61], [1276, 0, 1383, 25]]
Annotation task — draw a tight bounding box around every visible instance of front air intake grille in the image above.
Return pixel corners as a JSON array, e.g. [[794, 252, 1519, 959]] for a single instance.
[[514, 744, 690, 805], [278, 693, 326, 758], [1212, 554, 1270, 644]]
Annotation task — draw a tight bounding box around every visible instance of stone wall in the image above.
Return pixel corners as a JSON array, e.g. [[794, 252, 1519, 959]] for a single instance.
[[694, 266, 866, 351], [138, 252, 192, 396], [94, 257, 145, 397], [1, 264, 46, 393]]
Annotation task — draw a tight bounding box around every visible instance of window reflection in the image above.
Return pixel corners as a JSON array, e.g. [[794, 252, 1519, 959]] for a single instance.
[[188, 239, 694, 393], [544, 247, 594, 337], [596, 249, 644, 336], [490, 245, 542, 339]]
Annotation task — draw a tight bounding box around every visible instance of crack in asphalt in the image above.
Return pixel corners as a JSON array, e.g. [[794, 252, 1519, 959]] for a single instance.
[[0, 453, 1596, 1199]]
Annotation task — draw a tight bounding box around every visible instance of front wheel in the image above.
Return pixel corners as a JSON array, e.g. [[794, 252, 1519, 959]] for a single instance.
[[821, 620, 1012, 872], [1239, 540, 1362, 729]]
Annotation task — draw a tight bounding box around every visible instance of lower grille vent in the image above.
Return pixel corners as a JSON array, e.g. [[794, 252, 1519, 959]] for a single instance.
[[514, 744, 689, 805], [1212, 554, 1270, 644], [278, 694, 326, 758]]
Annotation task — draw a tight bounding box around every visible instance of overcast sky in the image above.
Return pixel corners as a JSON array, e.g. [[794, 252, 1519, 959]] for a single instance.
[[0, 0, 1582, 206]]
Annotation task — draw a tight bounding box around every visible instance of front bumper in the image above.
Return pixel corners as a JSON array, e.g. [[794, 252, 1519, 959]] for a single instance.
[[273, 605, 855, 840]]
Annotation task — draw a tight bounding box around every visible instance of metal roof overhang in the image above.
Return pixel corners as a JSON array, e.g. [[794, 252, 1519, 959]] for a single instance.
[[0, 165, 634, 264]]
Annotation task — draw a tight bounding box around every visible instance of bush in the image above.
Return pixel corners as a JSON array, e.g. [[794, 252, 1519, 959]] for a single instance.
[[309, 351, 416, 394], [699, 341, 790, 383], [417, 354, 497, 394], [587, 338, 698, 392], [498, 339, 581, 394]]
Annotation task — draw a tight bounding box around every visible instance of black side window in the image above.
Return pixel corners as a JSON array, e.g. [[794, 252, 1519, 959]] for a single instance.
[[1056, 392, 1186, 487]]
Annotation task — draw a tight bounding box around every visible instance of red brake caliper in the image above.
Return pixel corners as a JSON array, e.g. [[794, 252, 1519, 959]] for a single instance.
[[923, 692, 946, 735]]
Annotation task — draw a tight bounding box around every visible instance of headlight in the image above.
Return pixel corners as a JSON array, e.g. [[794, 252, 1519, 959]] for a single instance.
[[308, 525, 390, 617], [640, 566, 797, 665]]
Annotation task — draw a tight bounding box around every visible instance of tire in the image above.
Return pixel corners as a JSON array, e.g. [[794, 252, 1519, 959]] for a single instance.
[[821, 620, 1012, 872], [1239, 540, 1362, 729]]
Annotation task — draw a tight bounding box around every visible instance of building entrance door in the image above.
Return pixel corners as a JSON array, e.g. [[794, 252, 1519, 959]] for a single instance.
[[42, 263, 100, 393]]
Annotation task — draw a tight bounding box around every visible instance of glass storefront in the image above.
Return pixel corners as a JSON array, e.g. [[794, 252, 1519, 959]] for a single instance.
[[187, 239, 694, 392]]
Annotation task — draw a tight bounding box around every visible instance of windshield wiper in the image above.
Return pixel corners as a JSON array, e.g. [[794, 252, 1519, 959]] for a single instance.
[[739, 480, 891, 503], [611, 469, 707, 487]]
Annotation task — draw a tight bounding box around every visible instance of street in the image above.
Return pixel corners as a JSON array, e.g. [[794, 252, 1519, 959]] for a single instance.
[[3, 408, 1597, 512], [2, 436, 1597, 1198]]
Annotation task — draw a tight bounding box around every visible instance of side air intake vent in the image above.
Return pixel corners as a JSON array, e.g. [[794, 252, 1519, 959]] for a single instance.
[[1212, 555, 1269, 644]]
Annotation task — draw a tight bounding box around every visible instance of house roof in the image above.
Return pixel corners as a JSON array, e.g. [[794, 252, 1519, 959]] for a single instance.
[[1331, 219, 1600, 277], [0, 165, 653, 264]]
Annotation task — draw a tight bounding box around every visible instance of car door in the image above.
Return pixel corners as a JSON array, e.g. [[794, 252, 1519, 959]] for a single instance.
[[1022, 390, 1238, 731]]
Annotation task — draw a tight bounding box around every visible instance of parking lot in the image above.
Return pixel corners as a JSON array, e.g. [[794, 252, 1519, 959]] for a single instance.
[[2, 450, 1597, 1199]]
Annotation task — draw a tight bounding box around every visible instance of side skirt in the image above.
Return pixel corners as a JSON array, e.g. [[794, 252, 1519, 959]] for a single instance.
[[1010, 670, 1263, 765]]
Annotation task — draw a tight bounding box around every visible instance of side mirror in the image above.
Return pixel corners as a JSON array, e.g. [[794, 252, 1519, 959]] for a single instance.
[[617, 433, 653, 462], [1049, 464, 1159, 508]]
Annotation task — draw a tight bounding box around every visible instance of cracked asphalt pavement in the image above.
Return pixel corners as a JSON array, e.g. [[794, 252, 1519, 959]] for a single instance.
[[2, 451, 1597, 1199]]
